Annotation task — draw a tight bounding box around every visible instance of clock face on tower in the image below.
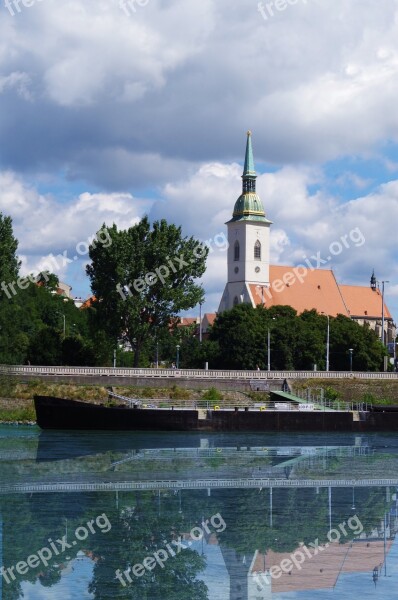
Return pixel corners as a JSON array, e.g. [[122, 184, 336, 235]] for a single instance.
[[234, 267, 239, 273], [255, 266, 260, 273]]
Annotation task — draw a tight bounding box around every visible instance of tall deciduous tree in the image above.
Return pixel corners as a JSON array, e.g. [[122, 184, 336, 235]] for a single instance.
[[0, 212, 20, 283], [86, 217, 208, 366]]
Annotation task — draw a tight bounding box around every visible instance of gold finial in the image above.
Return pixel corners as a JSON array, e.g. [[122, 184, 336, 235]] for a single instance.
[[247, 130, 252, 136]]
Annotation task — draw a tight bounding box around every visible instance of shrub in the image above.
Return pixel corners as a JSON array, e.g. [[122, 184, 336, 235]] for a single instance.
[[324, 386, 339, 401], [202, 387, 223, 402], [169, 385, 190, 400], [141, 387, 156, 399]]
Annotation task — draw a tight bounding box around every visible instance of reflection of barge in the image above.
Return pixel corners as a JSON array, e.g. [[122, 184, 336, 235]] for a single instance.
[[34, 395, 398, 432]]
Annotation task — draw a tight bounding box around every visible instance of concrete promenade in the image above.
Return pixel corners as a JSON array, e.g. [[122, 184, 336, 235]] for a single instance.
[[1, 365, 397, 391]]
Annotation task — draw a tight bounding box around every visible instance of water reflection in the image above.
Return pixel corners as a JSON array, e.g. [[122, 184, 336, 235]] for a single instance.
[[0, 427, 398, 599]]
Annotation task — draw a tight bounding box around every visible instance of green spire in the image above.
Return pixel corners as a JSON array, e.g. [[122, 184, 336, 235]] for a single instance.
[[243, 130, 256, 177], [227, 131, 272, 224]]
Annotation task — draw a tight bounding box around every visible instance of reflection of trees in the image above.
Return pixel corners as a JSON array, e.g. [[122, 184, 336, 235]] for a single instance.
[[1, 492, 88, 600], [38, 567, 62, 588], [88, 491, 208, 600], [203, 486, 392, 555], [2, 489, 209, 600]]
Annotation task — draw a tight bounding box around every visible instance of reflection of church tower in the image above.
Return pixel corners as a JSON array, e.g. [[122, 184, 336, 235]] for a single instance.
[[0, 509, 2, 600], [221, 547, 271, 600], [218, 132, 272, 312]]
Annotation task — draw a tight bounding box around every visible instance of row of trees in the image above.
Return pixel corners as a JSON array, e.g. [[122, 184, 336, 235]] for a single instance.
[[0, 212, 208, 367], [207, 303, 387, 371], [0, 212, 388, 370]]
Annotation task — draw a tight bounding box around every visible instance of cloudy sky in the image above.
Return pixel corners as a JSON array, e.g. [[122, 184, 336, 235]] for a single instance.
[[1, 0, 398, 319]]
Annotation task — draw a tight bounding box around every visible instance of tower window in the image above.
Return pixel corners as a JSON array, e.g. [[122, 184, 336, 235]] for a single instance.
[[254, 240, 261, 260], [234, 240, 240, 261], [233, 296, 239, 306], [243, 178, 256, 193]]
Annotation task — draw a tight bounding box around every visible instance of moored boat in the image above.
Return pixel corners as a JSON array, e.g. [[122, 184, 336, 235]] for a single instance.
[[33, 395, 398, 432]]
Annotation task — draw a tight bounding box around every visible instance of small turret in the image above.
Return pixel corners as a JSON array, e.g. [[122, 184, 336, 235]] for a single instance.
[[370, 270, 377, 291]]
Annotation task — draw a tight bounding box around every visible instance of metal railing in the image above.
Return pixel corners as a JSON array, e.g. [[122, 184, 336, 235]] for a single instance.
[[1, 365, 397, 380], [1, 477, 397, 494]]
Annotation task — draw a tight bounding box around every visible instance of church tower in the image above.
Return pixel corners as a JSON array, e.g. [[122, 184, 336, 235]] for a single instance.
[[218, 131, 272, 312]]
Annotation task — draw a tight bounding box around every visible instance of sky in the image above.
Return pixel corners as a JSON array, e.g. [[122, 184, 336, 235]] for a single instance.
[[1, 0, 398, 320]]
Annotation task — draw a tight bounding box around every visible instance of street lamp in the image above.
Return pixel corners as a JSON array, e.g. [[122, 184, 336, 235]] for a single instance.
[[176, 344, 180, 369], [321, 312, 330, 372], [154, 328, 159, 368], [349, 348, 353, 372], [199, 301, 203, 344], [381, 280, 389, 345], [267, 317, 276, 371]]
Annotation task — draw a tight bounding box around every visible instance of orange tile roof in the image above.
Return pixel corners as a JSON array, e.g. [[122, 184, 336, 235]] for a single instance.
[[177, 317, 198, 327], [203, 313, 216, 326], [249, 266, 349, 317], [80, 296, 96, 309], [339, 285, 392, 319]]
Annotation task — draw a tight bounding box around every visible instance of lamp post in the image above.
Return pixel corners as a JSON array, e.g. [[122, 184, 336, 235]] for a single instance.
[[384, 512, 387, 576], [154, 328, 159, 368], [328, 486, 332, 531], [381, 280, 389, 345], [349, 348, 353, 372], [267, 317, 276, 372], [321, 312, 330, 371], [176, 344, 180, 369], [199, 301, 203, 343], [62, 314, 66, 337]]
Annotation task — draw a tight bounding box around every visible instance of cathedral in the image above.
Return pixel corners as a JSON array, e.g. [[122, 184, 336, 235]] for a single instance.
[[216, 132, 394, 344]]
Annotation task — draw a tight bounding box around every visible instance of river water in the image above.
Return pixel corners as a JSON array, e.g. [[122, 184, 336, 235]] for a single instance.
[[0, 426, 398, 599]]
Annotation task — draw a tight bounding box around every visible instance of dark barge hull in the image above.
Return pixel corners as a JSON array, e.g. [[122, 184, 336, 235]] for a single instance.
[[34, 396, 398, 432]]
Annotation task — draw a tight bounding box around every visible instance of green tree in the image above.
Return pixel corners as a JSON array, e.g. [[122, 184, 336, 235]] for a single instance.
[[209, 304, 386, 371], [329, 315, 386, 371], [37, 271, 59, 291], [62, 335, 96, 366], [27, 327, 62, 365], [209, 303, 266, 369], [0, 213, 20, 284], [179, 337, 220, 369], [86, 218, 208, 366]]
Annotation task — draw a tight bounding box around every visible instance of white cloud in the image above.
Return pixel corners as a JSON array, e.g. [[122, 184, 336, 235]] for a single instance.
[[0, 171, 152, 280], [2, 0, 215, 107], [0, 71, 32, 99], [2, 0, 398, 179], [1, 0, 398, 317]]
